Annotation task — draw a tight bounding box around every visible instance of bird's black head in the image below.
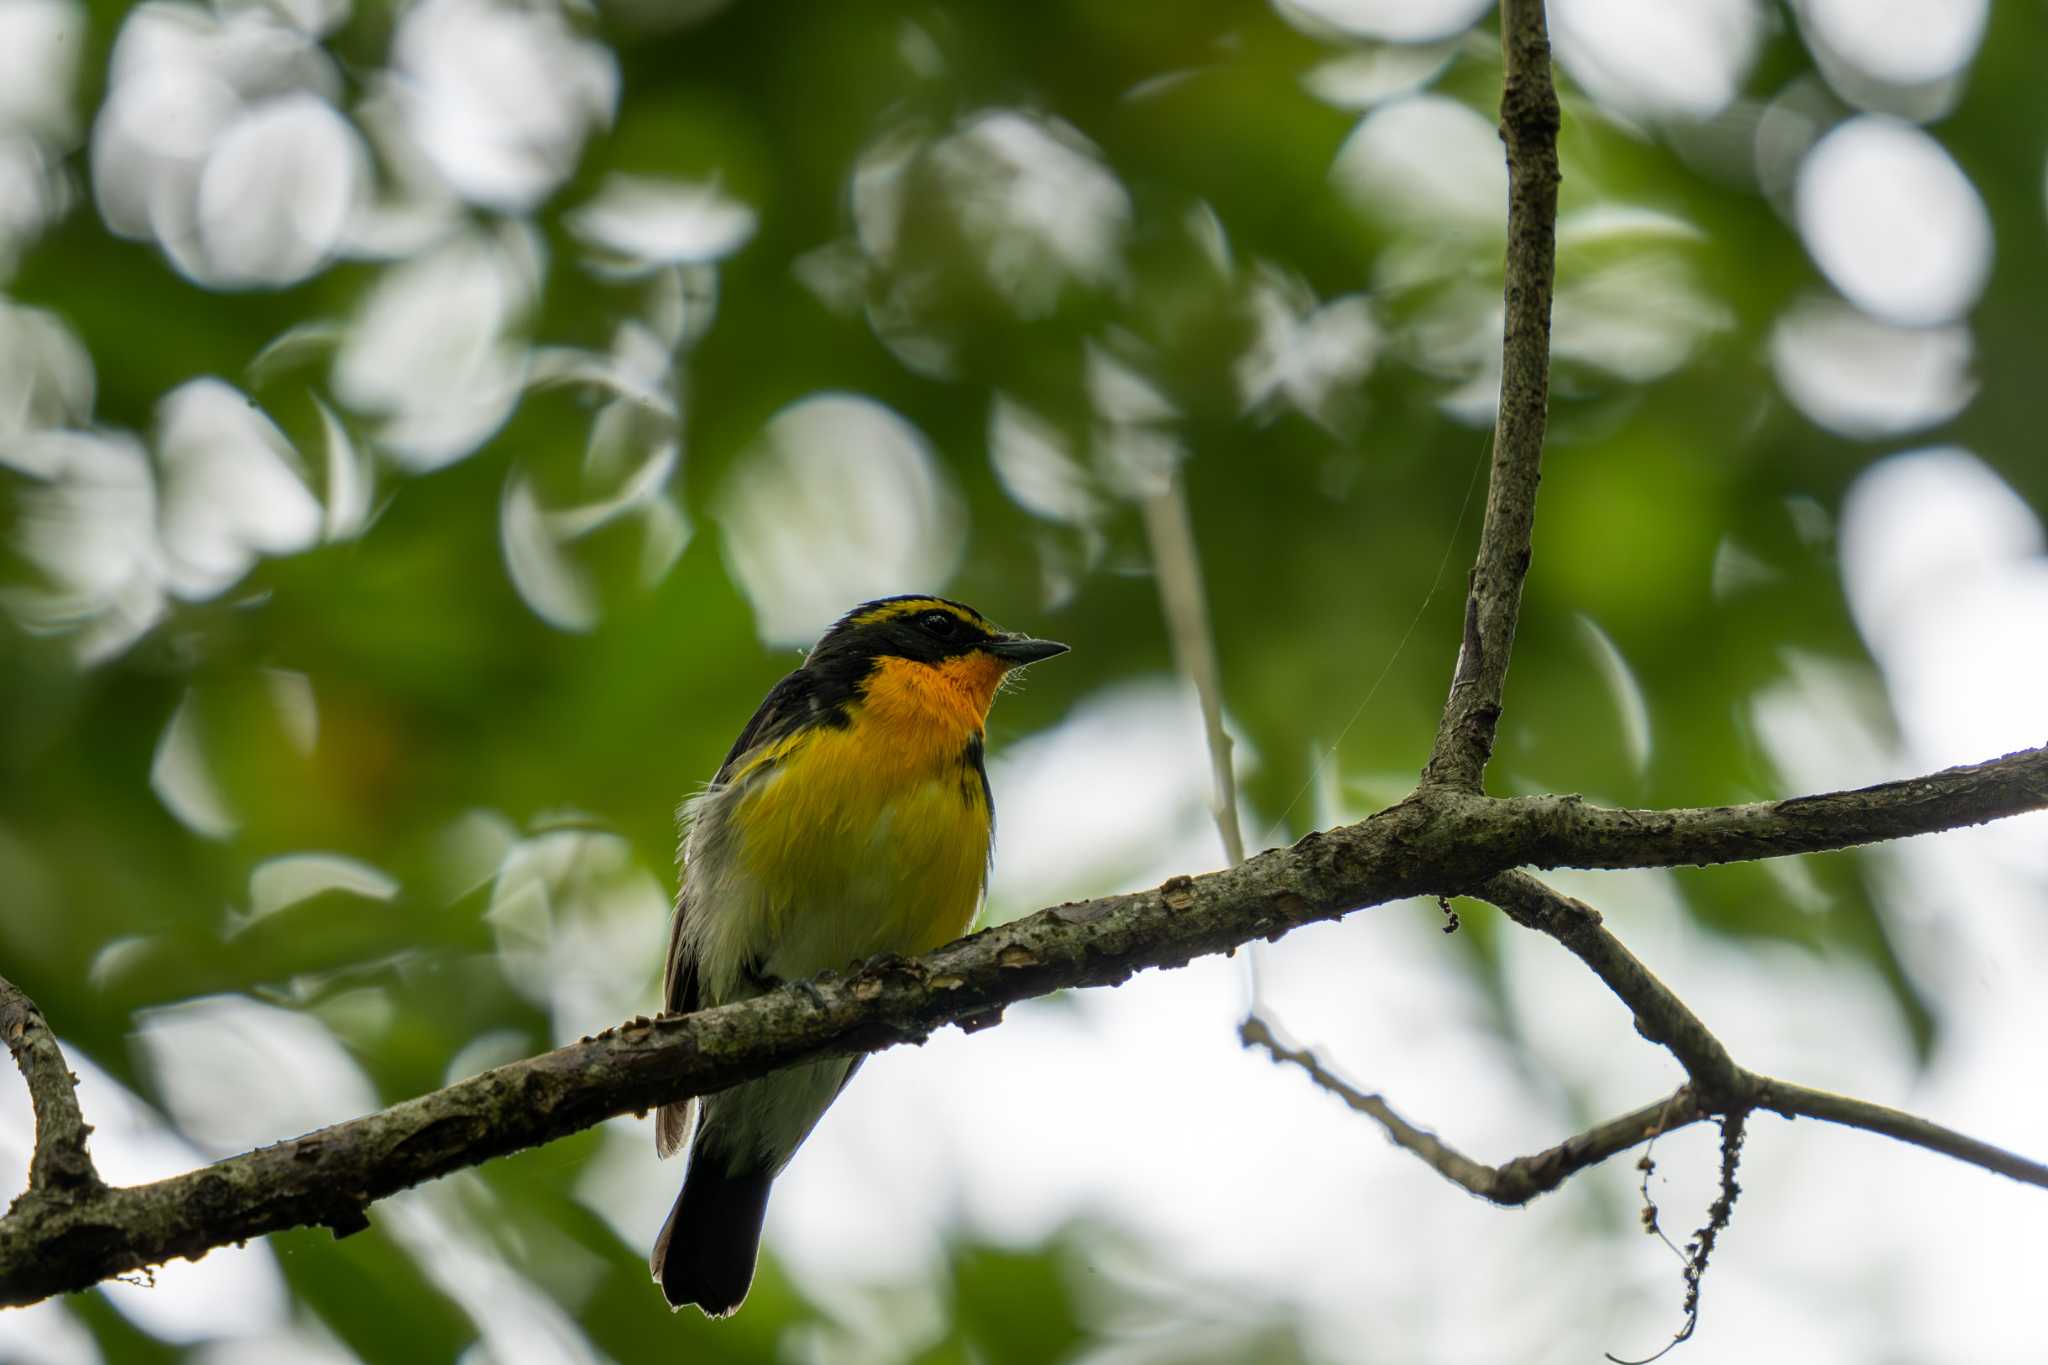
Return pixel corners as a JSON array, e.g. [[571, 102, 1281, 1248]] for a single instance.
[[808, 595, 1068, 669]]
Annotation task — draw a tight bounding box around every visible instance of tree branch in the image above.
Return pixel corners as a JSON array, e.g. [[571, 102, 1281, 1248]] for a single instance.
[[1479, 872, 1743, 1101], [1, 975, 101, 1208], [1437, 745, 2048, 874], [1142, 466, 1246, 866], [1254, 863, 2046, 1344], [1241, 1015, 1701, 1205], [1245, 1007, 2048, 1208], [0, 0, 2029, 1328], [1758, 1080, 2048, 1188], [2, 744, 2042, 1304], [1421, 0, 1561, 794]]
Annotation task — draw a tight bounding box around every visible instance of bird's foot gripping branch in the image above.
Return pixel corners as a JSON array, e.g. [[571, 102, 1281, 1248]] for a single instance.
[[5, 744, 2048, 1307], [6, 0, 2048, 1348]]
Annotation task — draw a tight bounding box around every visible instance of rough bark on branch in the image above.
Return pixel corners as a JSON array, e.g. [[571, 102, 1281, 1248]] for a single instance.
[[1244, 1014, 2048, 1208], [1245, 861, 2048, 1248], [1421, 0, 1560, 794], [1424, 747, 2048, 874], [3, 745, 2045, 1305], [1, 976, 101, 1208], [8, 0, 2047, 1315], [1480, 871, 1743, 1100], [1241, 1016, 1698, 1205]]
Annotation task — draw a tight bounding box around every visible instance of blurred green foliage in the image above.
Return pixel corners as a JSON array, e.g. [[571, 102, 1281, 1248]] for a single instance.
[[1, 0, 2041, 1358]]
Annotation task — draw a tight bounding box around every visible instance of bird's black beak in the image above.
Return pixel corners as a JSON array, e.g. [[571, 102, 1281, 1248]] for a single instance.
[[985, 634, 1070, 667]]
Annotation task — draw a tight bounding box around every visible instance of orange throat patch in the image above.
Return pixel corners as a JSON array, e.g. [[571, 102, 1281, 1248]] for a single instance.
[[862, 651, 1008, 741]]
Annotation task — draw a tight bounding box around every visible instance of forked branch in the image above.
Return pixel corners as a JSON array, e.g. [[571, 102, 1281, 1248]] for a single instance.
[[1240, 1016, 1702, 1205], [1243, 1005, 2048, 1205], [1273, 0, 2048, 1352], [4, 741, 2045, 1304], [3, 0, 2046, 1320]]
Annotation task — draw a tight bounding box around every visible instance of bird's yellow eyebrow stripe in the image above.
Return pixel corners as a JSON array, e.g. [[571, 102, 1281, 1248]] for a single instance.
[[849, 598, 984, 629]]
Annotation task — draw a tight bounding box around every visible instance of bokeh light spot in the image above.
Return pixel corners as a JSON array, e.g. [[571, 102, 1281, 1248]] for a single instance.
[[332, 227, 537, 470], [1554, 0, 1765, 120], [154, 378, 321, 599], [392, 0, 618, 213], [1799, 0, 1987, 89], [1, 429, 164, 661], [928, 111, 1132, 317], [566, 174, 757, 276], [1795, 116, 1991, 326], [1278, 0, 1491, 43], [717, 393, 967, 645], [1841, 449, 2048, 778], [1332, 94, 1506, 232], [1770, 294, 1974, 438], [194, 93, 368, 287]]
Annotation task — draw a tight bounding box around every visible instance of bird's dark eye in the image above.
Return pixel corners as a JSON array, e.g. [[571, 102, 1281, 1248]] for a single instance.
[[920, 610, 959, 638]]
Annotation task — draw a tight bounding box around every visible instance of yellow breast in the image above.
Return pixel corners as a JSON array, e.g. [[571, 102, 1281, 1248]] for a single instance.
[[720, 656, 997, 979]]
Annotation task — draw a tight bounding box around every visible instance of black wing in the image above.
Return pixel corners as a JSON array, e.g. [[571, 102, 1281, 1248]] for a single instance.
[[711, 668, 814, 782], [662, 890, 700, 1016], [655, 886, 700, 1158]]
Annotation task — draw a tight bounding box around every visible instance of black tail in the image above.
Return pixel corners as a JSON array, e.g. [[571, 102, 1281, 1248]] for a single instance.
[[650, 1159, 775, 1317]]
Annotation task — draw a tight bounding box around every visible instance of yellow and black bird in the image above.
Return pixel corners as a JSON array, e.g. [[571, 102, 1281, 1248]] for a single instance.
[[651, 594, 1068, 1316]]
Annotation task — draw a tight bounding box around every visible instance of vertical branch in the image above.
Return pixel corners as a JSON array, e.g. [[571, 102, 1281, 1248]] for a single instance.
[[1142, 470, 1247, 867], [1420, 0, 1562, 793], [0, 976, 101, 1204]]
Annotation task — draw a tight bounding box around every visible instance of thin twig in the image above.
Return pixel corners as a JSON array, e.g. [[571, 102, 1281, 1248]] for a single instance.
[[3, 743, 2046, 1302], [1242, 1014, 1701, 1205], [1479, 872, 1744, 1102], [1420, 0, 1561, 794], [1628, 1102, 1685, 1260], [1249, 999, 2048, 1204], [1610, 1112, 1748, 1365], [0, 975, 100, 1205], [1141, 464, 1264, 1010], [1141, 469, 1246, 868], [1758, 1080, 2048, 1188], [1687, 1117, 1748, 1334]]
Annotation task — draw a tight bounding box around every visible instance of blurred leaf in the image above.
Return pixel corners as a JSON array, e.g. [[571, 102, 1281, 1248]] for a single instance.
[[272, 1224, 475, 1363], [929, 1241, 1088, 1365], [1, 0, 2039, 1357]]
